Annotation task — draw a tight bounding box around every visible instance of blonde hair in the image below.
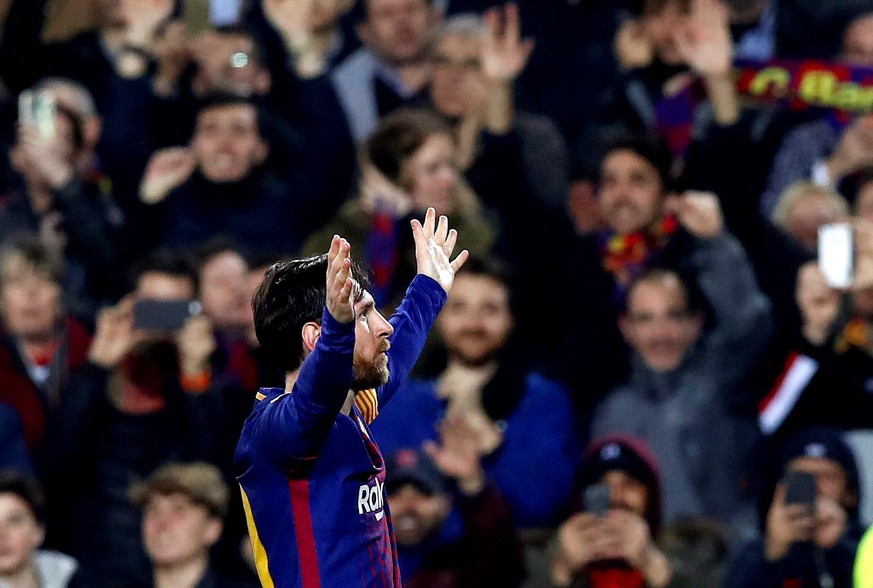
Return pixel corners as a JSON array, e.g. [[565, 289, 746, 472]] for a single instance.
[[771, 181, 850, 231], [129, 462, 229, 518]]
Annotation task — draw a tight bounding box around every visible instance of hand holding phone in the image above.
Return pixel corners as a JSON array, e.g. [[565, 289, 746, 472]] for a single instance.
[[18, 89, 55, 138], [783, 470, 817, 508]]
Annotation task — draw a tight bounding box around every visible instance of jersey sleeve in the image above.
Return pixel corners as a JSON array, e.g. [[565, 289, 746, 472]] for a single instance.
[[375, 274, 447, 412], [253, 308, 355, 466]]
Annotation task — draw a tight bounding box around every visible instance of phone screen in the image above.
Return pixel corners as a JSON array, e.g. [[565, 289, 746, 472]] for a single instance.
[[784, 470, 817, 507], [18, 90, 34, 125], [133, 299, 202, 331], [33, 93, 55, 138], [584, 484, 611, 517], [819, 223, 853, 289], [18, 90, 55, 137]]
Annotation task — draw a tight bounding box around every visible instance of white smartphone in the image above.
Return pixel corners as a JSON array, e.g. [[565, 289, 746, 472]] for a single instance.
[[18, 89, 55, 138], [18, 90, 34, 125], [33, 92, 55, 138], [819, 223, 854, 289]]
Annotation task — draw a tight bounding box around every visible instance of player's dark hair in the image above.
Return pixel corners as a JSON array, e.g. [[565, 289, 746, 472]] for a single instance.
[[597, 134, 674, 192], [253, 255, 370, 374], [0, 470, 46, 525]]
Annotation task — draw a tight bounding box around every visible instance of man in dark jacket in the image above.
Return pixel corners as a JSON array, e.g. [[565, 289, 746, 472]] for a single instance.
[[386, 440, 525, 587], [726, 428, 863, 588], [40, 251, 240, 586], [139, 94, 344, 256]]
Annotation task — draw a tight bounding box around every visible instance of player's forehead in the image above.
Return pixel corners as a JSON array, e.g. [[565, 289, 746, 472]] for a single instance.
[[354, 288, 375, 312]]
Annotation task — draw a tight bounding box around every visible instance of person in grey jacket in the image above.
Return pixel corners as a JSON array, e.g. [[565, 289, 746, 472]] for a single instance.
[[591, 190, 772, 540], [0, 471, 79, 588]]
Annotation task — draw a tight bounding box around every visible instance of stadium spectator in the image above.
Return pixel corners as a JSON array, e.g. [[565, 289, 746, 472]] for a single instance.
[[129, 462, 255, 588], [1, 81, 126, 314], [251, 0, 358, 79], [770, 182, 850, 251], [758, 253, 873, 436], [39, 251, 237, 585], [725, 428, 863, 588], [591, 192, 772, 533], [302, 109, 495, 309], [0, 471, 79, 588], [0, 0, 174, 197], [761, 12, 873, 213], [549, 436, 672, 588], [331, 0, 441, 142], [371, 257, 578, 529], [426, 10, 568, 210], [139, 95, 324, 255], [386, 443, 525, 587], [0, 237, 91, 451]]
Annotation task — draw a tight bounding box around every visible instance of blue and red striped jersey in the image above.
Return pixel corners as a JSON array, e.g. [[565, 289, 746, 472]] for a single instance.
[[235, 275, 446, 587]]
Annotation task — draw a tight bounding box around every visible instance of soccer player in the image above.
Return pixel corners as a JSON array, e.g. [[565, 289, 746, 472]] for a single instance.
[[235, 208, 467, 586]]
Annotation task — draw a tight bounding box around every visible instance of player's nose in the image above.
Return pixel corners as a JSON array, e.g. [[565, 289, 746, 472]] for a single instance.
[[373, 311, 394, 338]]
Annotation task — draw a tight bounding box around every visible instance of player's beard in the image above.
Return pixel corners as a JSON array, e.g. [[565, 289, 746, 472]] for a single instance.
[[351, 346, 390, 391]]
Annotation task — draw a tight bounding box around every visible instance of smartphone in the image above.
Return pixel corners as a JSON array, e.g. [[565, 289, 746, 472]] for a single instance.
[[783, 470, 817, 507], [819, 223, 853, 289], [183, 0, 212, 36], [584, 484, 611, 517], [133, 299, 202, 331], [18, 89, 55, 138], [18, 90, 34, 125]]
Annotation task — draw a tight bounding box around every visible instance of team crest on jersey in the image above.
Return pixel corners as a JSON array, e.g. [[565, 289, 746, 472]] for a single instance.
[[357, 478, 385, 521]]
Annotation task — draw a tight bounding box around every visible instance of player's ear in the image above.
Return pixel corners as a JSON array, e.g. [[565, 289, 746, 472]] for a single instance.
[[301, 322, 322, 353]]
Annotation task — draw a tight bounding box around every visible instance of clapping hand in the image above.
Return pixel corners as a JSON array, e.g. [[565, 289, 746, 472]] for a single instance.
[[424, 414, 486, 495], [410, 208, 469, 293]]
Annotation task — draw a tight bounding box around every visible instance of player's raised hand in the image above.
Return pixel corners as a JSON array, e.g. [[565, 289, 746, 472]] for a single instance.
[[410, 208, 469, 293], [325, 235, 355, 324]]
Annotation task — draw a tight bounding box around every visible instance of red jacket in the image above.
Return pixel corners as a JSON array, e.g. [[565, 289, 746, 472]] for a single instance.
[[0, 317, 91, 449]]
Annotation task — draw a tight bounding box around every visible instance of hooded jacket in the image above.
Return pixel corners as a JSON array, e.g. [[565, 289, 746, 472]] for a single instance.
[[544, 435, 663, 588], [591, 233, 770, 535], [724, 428, 863, 588]]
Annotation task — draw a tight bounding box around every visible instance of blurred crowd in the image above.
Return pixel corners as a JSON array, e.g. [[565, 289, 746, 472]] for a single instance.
[[0, 0, 872, 586]]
